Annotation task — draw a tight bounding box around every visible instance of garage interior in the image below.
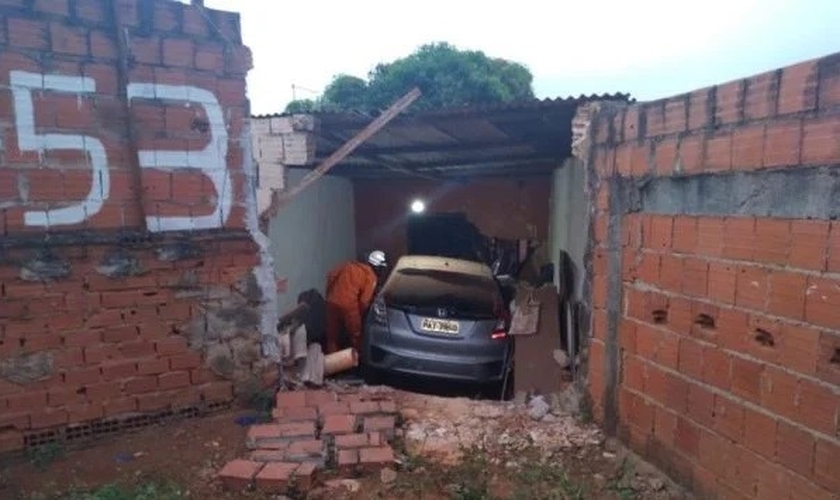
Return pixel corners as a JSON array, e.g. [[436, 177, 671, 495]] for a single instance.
[[258, 94, 632, 395]]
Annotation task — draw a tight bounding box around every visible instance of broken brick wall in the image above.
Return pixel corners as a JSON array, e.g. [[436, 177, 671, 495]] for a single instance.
[[354, 176, 551, 262], [0, 0, 275, 454], [585, 53, 840, 497]]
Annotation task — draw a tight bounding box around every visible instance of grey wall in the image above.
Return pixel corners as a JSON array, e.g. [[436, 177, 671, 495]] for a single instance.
[[548, 158, 588, 298], [267, 169, 356, 314]]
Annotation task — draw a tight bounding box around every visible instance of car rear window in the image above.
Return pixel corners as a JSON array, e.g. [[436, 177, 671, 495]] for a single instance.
[[383, 268, 499, 317]]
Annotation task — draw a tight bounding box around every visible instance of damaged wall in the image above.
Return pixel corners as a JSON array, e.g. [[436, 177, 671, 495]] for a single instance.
[[548, 158, 588, 299], [354, 176, 551, 261], [268, 169, 355, 315], [0, 0, 271, 453], [585, 54, 840, 497]]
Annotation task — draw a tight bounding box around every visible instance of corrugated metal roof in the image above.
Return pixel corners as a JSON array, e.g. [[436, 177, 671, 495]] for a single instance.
[[251, 93, 633, 120], [261, 92, 633, 180]]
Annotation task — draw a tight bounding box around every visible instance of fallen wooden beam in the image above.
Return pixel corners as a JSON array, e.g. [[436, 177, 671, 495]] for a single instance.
[[261, 88, 422, 222]]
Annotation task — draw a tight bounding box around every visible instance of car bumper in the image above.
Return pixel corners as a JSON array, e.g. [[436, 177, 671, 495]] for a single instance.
[[363, 342, 511, 384]]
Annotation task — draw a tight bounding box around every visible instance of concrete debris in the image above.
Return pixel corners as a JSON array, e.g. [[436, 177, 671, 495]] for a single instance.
[[552, 349, 570, 368], [380, 467, 397, 484], [324, 479, 361, 493], [527, 395, 551, 421]]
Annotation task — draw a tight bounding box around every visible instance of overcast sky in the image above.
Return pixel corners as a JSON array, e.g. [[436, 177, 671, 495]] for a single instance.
[[203, 0, 840, 115]]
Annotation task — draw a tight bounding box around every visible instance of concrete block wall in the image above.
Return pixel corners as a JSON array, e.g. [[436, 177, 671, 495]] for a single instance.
[[251, 114, 316, 215], [585, 53, 840, 498], [0, 0, 272, 454]]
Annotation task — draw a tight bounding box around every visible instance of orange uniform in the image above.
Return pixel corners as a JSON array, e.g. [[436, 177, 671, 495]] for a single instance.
[[325, 261, 378, 354]]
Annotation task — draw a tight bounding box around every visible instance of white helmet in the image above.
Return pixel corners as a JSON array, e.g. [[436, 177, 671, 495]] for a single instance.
[[367, 250, 387, 268]]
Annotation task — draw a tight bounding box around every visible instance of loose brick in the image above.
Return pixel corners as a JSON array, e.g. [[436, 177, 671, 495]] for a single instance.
[[334, 432, 382, 449], [217, 459, 263, 491], [292, 462, 316, 491], [317, 401, 350, 416], [276, 390, 306, 409], [322, 414, 357, 435], [286, 439, 325, 460], [250, 422, 315, 446], [304, 390, 336, 407], [349, 401, 379, 415], [363, 416, 396, 439], [359, 446, 395, 468], [250, 449, 287, 462], [336, 448, 359, 473], [272, 406, 317, 422]]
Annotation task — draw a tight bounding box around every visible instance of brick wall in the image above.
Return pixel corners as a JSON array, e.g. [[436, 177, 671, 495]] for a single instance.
[[585, 53, 840, 498], [0, 0, 272, 454], [354, 176, 551, 261]]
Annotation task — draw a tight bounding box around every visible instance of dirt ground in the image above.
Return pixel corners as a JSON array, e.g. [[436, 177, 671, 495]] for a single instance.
[[0, 384, 691, 500]]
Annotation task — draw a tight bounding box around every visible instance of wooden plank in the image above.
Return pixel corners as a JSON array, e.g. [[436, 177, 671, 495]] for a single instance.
[[513, 285, 565, 395], [266, 88, 421, 218]]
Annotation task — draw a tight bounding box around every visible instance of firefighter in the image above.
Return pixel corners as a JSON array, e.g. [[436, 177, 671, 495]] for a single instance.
[[324, 250, 387, 354]]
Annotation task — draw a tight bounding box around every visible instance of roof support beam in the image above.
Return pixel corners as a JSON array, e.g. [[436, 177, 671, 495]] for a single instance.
[[261, 88, 421, 222]]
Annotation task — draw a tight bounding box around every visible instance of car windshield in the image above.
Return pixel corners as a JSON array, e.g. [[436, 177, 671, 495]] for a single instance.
[[383, 267, 498, 318]]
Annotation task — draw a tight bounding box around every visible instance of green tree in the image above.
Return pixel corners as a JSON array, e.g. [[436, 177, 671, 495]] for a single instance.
[[287, 42, 534, 113], [283, 98, 318, 114]]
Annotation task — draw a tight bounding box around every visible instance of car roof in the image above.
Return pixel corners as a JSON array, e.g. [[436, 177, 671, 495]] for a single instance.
[[393, 255, 493, 279]]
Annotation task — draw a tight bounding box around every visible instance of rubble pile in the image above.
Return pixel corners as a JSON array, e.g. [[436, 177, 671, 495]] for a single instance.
[[397, 391, 602, 463], [217, 389, 399, 494]]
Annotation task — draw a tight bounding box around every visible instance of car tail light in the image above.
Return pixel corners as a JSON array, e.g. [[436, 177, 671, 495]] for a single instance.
[[491, 317, 507, 340], [372, 296, 388, 326]]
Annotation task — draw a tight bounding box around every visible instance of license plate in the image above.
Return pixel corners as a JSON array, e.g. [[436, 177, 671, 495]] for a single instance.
[[421, 317, 460, 335]]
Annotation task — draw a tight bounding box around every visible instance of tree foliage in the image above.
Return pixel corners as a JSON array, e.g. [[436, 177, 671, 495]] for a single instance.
[[283, 43, 534, 113]]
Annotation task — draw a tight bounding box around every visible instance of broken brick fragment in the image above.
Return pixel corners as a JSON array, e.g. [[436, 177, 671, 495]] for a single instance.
[[363, 415, 396, 439]]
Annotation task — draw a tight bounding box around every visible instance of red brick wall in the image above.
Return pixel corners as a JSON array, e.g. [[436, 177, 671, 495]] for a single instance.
[[0, 0, 265, 453], [354, 176, 551, 260], [587, 54, 840, 498]]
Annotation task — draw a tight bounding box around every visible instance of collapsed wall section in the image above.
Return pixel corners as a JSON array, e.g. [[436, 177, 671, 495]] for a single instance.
[[0, 0, 272, 453], [585, 54, 840, 497]]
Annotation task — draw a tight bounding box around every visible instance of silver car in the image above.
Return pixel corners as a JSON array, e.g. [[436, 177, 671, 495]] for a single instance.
[[361, 255, 513, 390]]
